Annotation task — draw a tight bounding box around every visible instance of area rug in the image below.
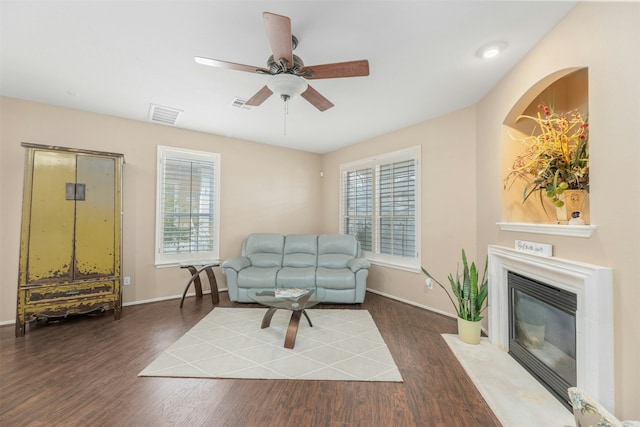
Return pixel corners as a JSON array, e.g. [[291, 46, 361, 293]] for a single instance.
[[139, 308, 403, 382]]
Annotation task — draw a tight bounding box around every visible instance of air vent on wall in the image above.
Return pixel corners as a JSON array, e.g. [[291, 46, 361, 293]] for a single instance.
[[149, 103, 182, 125]]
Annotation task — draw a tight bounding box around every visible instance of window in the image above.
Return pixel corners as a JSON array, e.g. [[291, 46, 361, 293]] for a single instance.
[[155, 146, 220, 266], [340, 146, 420, 271]]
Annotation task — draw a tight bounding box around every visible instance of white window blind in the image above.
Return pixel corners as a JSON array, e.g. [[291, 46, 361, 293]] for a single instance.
[[156, 146, 220, 265], [343, 168, 373, 251], [340, 146, 420, 271], [377, 159, 416, 258]]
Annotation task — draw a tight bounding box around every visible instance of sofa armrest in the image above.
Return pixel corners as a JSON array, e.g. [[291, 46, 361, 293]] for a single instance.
[[222, 256, 251, 272], [348, 258, 371, 272]]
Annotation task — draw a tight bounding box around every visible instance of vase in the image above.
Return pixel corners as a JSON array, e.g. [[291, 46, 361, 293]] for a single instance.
[[457, 317, 481, 345], [555, 189, 589, 224]]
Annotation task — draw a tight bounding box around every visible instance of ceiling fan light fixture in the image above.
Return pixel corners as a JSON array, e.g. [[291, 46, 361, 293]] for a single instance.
[[267, 73, 308, 101]]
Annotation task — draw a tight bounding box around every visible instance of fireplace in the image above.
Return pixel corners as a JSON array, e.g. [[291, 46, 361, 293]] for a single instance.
[[487, 245, 615, 412], [508, 271, 577, 409]]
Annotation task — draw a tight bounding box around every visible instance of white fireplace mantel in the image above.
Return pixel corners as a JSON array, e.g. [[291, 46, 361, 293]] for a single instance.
[[497, 222, 597, 238], [487, 245, 614, 411]]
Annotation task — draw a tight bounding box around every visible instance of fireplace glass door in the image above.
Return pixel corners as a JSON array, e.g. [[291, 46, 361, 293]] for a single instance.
[[508, 271, 577, 408]]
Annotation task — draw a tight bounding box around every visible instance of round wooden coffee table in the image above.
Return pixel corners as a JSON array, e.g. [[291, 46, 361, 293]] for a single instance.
[[247, 287, 326, 349]]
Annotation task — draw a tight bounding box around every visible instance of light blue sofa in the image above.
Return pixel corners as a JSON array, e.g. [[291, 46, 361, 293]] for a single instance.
[[222, 233, 370, 303]]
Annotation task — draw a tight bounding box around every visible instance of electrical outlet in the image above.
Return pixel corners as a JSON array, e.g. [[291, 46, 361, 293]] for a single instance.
[[123, 276, 131, 286], [425, 278, 433, 289]]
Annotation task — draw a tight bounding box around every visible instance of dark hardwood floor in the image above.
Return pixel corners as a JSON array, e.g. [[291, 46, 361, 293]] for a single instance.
[[0, 292, 501, 427]]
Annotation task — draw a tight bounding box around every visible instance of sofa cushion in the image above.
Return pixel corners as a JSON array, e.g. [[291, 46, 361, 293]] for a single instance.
[[282, 234, 318, 267], [276, 266, 316, 288], [316, 267, 356, 289], [237, 266, 279, 288], [244, 233, 284, 267], [317, 234, 358, 268]]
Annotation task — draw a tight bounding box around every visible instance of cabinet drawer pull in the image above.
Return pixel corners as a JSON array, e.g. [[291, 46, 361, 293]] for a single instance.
[[66, 290, 81, 296]]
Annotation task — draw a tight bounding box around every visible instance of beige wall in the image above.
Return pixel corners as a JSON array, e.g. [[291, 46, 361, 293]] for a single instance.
[[475, 2, 640, 419], [321, 106, 478, 316], [1, 1, 638, 420], [0, 97, 323, 317]]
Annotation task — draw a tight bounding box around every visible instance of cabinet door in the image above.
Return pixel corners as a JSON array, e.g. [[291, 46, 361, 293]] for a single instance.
[[74, 155, 117, 279], [27, 151, 76, 283]]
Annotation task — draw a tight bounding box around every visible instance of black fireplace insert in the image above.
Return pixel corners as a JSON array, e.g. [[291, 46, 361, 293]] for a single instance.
[[508, 271, 577, 410]]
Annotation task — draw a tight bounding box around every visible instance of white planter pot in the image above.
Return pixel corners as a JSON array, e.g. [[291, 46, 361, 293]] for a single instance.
[[457, 317, 481, 345]]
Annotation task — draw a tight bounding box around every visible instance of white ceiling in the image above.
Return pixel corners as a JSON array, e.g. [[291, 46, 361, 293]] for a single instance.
[[0, 1, 577, 153]]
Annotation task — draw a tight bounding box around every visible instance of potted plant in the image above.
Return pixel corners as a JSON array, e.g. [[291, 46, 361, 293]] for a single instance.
[[504, 104, 589, 222], [422, 249, 488, 345]]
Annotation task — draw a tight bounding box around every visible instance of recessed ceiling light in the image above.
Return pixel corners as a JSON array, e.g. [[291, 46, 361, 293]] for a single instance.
[[477, 41, 507, 59]]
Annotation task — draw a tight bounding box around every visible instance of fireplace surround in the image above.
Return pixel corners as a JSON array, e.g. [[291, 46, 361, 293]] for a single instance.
[[487, 245, 614, 411]]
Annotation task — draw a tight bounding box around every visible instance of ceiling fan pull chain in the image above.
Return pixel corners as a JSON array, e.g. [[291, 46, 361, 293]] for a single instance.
[[283, 97, 288, 136]]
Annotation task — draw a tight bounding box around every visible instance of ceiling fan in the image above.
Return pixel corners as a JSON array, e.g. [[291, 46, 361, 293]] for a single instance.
[[195, 12, 370, 112]]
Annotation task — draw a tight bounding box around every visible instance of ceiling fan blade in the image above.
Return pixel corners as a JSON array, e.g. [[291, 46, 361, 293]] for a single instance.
[[195, 56, 270, 74], [301, 60, 370, 80], [245, 85, 273, 106], [300, 85, 334, 112], [263, 12, 293, 68]]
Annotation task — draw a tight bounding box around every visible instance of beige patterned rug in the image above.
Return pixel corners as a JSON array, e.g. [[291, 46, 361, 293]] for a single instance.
[[139, 307, 403, 382]]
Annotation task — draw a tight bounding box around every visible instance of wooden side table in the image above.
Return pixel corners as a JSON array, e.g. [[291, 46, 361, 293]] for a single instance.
[[179, 262, 220, 308]]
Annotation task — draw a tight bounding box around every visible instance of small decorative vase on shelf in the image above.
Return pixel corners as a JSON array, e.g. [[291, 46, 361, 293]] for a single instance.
[[555, 189, 589, 225], [457, 317, 482, 345]]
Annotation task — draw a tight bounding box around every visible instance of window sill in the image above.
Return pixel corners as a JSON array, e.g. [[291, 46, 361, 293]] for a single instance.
[[496, 222, 597, 238], [155, 259, 221, 268], [368, 259, 421, 273]]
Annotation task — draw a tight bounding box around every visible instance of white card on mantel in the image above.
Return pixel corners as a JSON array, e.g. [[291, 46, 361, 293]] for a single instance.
[[515, 240, 553, 257]]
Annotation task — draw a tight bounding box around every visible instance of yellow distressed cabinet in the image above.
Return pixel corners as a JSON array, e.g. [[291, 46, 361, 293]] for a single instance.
[[16, 143, 123, 336]]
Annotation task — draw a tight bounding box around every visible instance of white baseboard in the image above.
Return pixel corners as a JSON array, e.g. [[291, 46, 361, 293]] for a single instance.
[[122, 287, 229, 307], [364, 289, 488, 335], [2, 288, 482, 334], [0, 288, 230, 326], [365, 288, 455, 318], [121, 293, 206, 307]]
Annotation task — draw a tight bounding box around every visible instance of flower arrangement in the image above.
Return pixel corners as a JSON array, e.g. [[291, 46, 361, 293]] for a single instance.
[[504, 104, 589, 207]]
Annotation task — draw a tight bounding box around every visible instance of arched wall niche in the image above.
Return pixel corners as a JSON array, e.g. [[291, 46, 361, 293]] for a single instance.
[[502, 67, 589, 224]]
